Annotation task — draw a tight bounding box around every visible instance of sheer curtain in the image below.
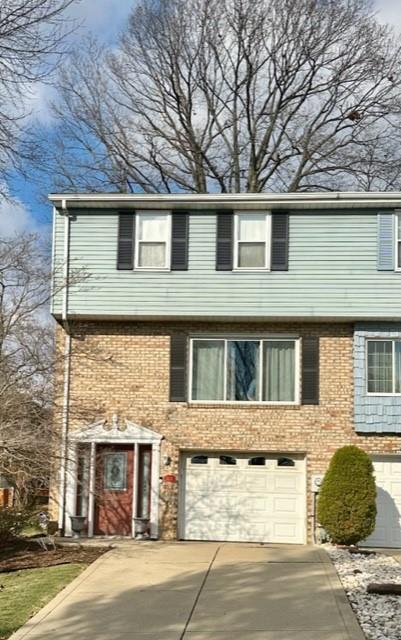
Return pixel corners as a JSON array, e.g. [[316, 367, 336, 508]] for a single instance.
[[192, 340, 225, 400], [263, 341, 295, 402], [138, 242, 165, 267]]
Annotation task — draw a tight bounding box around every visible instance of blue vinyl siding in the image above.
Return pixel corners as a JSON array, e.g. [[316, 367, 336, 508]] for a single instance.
[[52, 208, 401, 319], [354, 323, 401, 433]]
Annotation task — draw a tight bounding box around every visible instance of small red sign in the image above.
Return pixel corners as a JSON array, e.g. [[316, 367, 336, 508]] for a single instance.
[[163, 474, 177, 483]]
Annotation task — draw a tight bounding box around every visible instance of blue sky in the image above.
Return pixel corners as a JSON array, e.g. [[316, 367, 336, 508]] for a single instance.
[[0, 0, 400, 238]]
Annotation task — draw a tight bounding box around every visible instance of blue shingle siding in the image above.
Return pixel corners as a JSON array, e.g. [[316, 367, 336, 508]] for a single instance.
[[377, 212, 395, 271], [354, 323, 401, 433]]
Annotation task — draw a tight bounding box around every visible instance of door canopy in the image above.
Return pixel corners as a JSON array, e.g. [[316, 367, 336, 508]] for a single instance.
[[69, 414, 163, 444]]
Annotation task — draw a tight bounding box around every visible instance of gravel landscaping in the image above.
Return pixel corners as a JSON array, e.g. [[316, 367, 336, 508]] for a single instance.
[[326, 545, 401, 640]]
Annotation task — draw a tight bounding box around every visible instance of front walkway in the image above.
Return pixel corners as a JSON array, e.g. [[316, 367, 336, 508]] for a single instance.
[[10, 542, 364, 640]]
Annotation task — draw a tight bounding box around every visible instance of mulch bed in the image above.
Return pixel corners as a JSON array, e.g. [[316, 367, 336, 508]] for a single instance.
[[0, 537, 108, 572]]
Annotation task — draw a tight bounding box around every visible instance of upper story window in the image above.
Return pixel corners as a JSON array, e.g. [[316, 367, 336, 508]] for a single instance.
[[367, 339, 401, 395], [190, 337, 299, 404], [234, 213, 271, 270], [397, 213, 401, 271], [135, 212, 171, 270]]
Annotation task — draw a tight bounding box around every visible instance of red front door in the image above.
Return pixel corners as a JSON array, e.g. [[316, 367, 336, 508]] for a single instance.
[[94, 445, 134, 536]]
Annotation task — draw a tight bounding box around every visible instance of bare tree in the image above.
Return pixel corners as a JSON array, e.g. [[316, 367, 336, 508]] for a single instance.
[[42, 0, 401, 193], [0, 232, 94, 509], [0, 0, 77, 199], [0, 234, 54, 505]]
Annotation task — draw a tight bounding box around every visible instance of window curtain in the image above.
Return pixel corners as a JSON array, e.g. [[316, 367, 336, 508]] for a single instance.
[[138, 214, 168, 241], [138, 242, 165, 267], [227, 341, 259, 401], [395, 341, 401, 393], [367, 340, 392, 393], [238, 214, 266, 241], [263, 341, 295, 402], [192, 340, 225, 400]]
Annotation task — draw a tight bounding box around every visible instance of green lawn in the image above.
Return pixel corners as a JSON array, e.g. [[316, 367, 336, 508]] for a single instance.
[[0, 564, 86, 639]]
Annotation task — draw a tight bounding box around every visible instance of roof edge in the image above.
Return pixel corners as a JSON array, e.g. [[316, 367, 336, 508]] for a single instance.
[[48, 192, 401, 210]]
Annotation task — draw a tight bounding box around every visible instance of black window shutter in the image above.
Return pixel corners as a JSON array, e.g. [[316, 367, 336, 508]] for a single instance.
[[216, 211, 233, 270], [170, 334, 187, 402], [302, 337, 319, 405], [171, 213, 189, 270], [117, 212, 135, 270], [271, 212, 289, 271]]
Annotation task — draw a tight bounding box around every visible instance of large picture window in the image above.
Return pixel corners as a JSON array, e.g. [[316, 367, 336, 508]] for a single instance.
[[135, 211, 171, 269], [367, 339, 401, 394], [191, 338, 298, 403], [234, 213, 271, 269]]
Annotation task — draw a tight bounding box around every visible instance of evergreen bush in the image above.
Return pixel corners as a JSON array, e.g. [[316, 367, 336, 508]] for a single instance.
[[317, 445, 376, 545]]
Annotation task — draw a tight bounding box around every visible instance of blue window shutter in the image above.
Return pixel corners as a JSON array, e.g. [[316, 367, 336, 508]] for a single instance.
[[377, 212, 394, 271]]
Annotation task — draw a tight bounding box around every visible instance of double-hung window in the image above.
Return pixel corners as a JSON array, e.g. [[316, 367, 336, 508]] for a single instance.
[[135, 211, 171, 269], [367, 339, 401, 394], [397, 213, 401, 271], [234, 213, 271, 269], [190, 337, 299, 403]]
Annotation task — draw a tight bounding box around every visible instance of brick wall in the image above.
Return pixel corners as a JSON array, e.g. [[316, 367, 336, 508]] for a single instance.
[[56, 320, 401, 540]]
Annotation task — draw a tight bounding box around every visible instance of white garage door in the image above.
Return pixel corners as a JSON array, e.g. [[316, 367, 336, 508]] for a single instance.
[[364, 456, 401, 548], [180, 452, 306, 544]]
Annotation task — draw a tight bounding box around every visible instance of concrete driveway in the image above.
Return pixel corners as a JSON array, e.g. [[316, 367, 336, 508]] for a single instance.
[[10, 542, 364, 640]]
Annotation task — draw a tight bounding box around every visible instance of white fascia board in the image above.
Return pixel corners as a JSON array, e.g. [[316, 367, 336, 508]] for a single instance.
[[48, 192, 401, 211]]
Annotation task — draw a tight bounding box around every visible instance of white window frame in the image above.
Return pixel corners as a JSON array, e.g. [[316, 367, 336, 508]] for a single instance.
[[233, 212, 271, 271], [366, 338, 401, 396], [134, 210, 172, 271], [396, 213, 401, 272], [189, 336, 300, 405]]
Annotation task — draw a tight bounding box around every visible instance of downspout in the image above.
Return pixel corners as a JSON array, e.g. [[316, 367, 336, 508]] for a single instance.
[[58, 199, 72, 534]]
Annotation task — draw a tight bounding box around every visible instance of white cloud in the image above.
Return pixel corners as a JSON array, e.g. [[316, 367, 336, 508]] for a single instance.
[[65, 0, 133, 41], [0, 198, 48, 238], [375, 0, 401, 30], [22, 1, 135, 125]]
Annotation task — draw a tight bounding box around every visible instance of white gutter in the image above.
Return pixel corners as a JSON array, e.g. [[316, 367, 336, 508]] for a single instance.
[[48, 191, 401, 209], [58, 199, 72, 533]]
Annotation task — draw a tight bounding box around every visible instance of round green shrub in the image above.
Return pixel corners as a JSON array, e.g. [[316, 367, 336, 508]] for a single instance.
[[317, 445, 376, 546]]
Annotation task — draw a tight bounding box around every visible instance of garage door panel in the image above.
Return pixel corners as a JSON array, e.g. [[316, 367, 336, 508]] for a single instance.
[[389, 482, 401, 499], [181, 452, 306, 544], [272, 473, 302, 492], [185, 471, 210, 491], [242, 473, 271, 491], [208, 471, 239, 491], [273, 496, 301, 515], [390, 463, 401, 476], [244, 496, 270, 513], [272, 521, 303, 543]]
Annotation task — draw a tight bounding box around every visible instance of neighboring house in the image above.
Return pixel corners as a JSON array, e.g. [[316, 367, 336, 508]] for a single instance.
[[0, 476, 14, 508], [49, 193, 401, 547]]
